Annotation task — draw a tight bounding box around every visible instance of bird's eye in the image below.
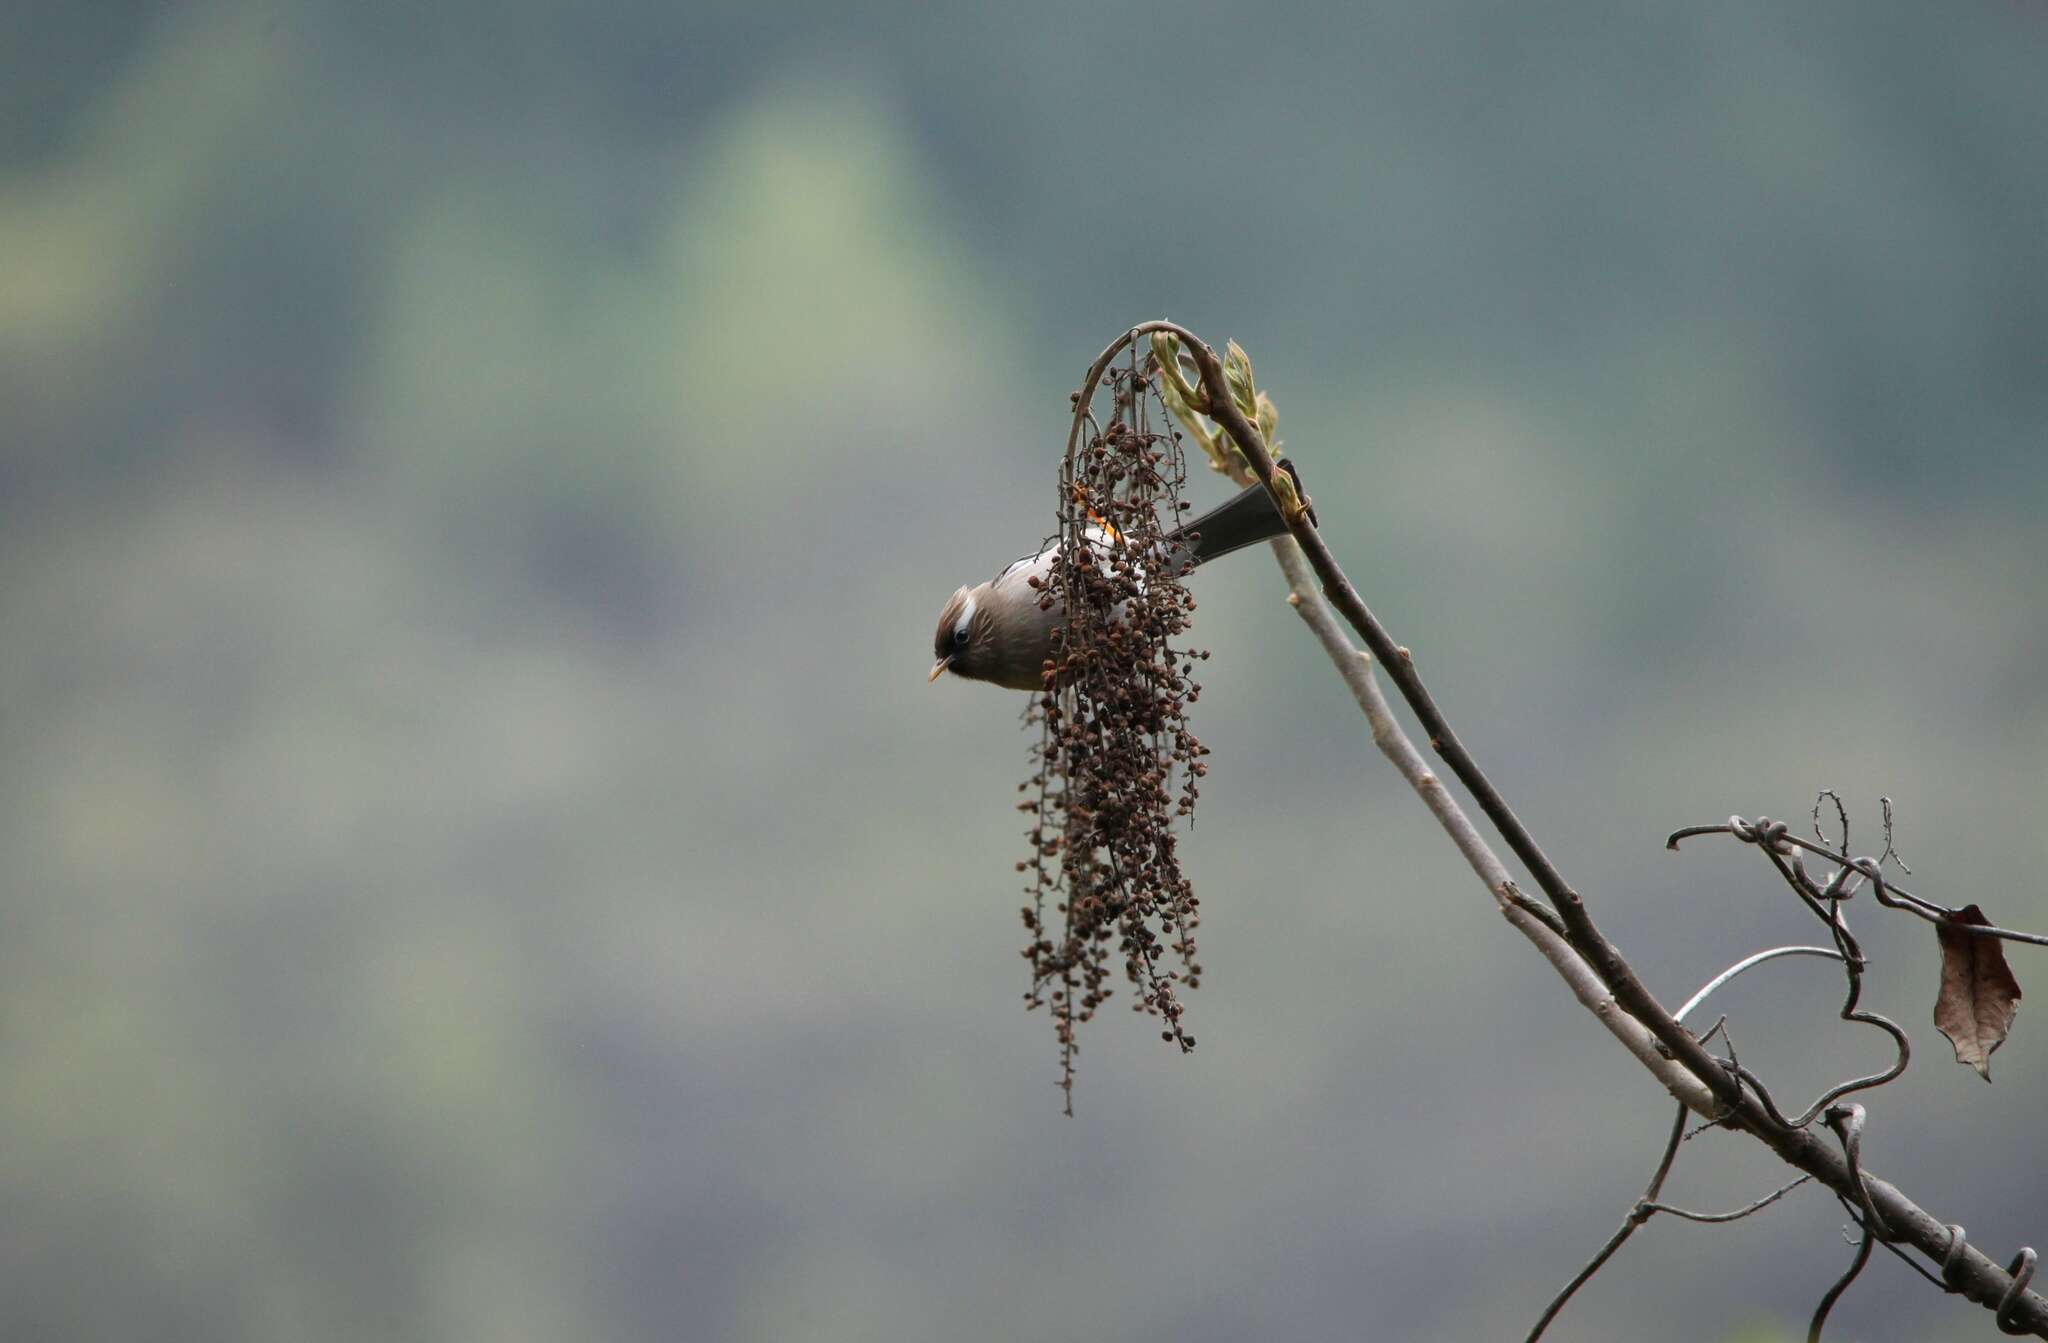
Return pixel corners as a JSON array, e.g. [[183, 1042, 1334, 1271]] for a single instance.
[[953, 626, 970, 646]]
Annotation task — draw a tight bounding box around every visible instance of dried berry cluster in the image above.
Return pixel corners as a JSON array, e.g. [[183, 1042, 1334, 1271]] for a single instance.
[[1019, 365, 1210, 1110]]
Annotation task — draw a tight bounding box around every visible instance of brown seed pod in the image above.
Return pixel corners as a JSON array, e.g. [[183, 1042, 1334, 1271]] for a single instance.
[[1020, 360, 1209, 1110]]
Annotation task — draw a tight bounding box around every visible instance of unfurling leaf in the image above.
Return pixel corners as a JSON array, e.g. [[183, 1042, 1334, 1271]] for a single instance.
[[1152, 348, 1245, 480], [1149, 332, 1208, 414], [1269, 462, 1307, 526], [1255, 390, 1281, 456], [1222, 340, 1258, 418], [1933, 905, 2022, 1081], [1156, 379, 1227, 475]]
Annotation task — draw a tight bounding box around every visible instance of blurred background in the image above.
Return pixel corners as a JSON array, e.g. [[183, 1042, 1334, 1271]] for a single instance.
[[4, 2, 2045, 1339]]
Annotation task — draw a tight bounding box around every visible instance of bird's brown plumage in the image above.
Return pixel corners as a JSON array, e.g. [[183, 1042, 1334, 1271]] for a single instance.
[[928, 469, 1308, 690]]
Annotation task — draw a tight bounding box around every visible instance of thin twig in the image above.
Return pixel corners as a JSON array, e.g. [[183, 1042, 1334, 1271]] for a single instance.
[[1675, 946, 1845, 1023], [1525, 947, 1828, 1335], [1669, 820, 2048, 947], [1645, 1176, 1812, 1223], [1524, 1104, 1690, 1343], [1814, 790, 1849, 852]]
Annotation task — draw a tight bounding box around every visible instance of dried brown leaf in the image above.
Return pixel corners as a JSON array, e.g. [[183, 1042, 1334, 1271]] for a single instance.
[[1933, 904, 2022, 1081]]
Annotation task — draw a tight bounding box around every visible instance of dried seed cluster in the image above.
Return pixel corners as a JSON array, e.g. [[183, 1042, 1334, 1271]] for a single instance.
[[1019, 364, 1210, 1111]]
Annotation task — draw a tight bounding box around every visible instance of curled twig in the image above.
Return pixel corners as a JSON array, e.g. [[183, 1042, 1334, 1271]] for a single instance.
[[1808, 1106, 1883, 1342], [1668, 814, 2048, 948], [2001, 1249, 2040, 1334], [1775, 908, 1910, 1128], [1825, 1104, 1888, 1241], [1667, 830, 1910, 1131]]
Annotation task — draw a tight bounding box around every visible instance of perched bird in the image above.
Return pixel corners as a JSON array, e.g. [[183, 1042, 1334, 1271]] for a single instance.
[[929, 467, 1310, 690]]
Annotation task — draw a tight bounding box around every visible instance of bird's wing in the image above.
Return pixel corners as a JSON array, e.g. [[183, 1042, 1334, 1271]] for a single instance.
[[993, 545, 1052, 585], [990, 523, 1131, 586]]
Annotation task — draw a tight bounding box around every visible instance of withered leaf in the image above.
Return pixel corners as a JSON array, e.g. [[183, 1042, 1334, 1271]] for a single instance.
[[1933, 904, 2022, 1081]]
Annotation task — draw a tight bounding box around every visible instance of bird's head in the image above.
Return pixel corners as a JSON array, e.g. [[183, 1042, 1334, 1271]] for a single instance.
[[930, 583, 998, 684]]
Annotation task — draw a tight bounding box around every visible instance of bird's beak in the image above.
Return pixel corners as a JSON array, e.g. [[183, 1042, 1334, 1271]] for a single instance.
[[928, 656, 952, 683]]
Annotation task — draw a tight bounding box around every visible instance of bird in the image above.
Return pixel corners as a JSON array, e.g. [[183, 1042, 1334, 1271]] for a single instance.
[[929, 465, 1311, 691]]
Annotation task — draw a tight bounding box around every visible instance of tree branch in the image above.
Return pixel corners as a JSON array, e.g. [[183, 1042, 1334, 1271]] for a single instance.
[[1267, 533, 1717, 1114], [1090, 321, 2048, 1337]]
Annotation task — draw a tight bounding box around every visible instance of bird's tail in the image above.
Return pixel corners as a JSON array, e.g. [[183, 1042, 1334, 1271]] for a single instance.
[[1162, 461, 1312, 570]]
